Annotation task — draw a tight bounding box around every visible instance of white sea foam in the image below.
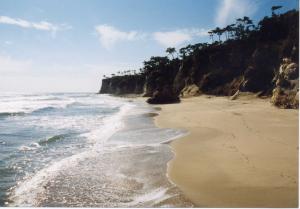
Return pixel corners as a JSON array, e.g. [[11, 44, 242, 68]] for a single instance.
[[9, 101, 134, 206], [4, 94, 190, 207], [30, 142, 41, 148], [18, 142, 42, 151], [0, 95, 75, 115], [18, 145, 34, 151], [127, 187, 172, 207], [92, 103, 135, 147], [9, 150, 95, 206]]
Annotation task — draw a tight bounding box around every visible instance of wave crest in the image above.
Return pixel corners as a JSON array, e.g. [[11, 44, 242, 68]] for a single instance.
[[39, 134, 68, 145], [0, 112, 25, 118]]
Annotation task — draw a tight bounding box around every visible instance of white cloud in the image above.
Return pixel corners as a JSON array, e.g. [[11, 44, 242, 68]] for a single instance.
[[153, 31, 191, 48], [215, 0, 258, 27], [94, 24, 209, 49], [95, 24, 143, 49], [0, 16, 71, 36], [153, 28, 209, 47]]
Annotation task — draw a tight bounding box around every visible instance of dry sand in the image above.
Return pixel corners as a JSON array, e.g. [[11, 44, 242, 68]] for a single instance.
[[154, 95, 298, 207]]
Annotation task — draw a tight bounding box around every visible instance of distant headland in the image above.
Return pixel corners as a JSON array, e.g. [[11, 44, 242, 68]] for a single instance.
[[99, 8, 299, 109]]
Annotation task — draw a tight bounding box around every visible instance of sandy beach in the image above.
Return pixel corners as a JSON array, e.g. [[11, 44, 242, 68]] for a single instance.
[[155, 95, 298, 207]]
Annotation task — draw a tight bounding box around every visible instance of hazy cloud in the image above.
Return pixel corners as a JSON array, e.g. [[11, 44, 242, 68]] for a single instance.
[[95, 24, 209, 49], [0, 54, 32, 75], [153, 28, 209, 47], [4, 41, 13, 45], [0, 16, 71, 36], [215, 0, 258, 27], [95, 24, 144, 49]]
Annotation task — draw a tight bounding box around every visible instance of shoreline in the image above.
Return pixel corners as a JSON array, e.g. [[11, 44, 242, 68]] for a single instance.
[[7, 95, 194, 207], [154, 95, 298, 207]]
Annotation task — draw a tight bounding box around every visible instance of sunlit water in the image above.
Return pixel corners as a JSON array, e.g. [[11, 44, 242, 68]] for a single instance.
[[0, 92, 192, 207]]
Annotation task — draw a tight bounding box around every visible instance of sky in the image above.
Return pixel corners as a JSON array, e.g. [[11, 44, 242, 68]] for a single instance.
[[0, 0, 298, 92]]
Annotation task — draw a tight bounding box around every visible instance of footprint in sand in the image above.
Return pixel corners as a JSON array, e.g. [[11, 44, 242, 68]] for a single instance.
[[280, 173, 297, 184], [232, 112, 242, 116]]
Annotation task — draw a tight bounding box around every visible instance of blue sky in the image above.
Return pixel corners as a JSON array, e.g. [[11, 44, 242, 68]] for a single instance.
[[0, 0, 298, 92]]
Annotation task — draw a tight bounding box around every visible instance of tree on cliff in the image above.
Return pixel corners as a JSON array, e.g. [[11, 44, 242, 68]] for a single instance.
[[272, 5, 283, 16], [223, 24, 236, 40], [166, 47, 176, 59], [143, 56, 169, 74], [213, 27, 223, 42], [208, 30, 214, 42], [234, 16, 255, 39], [179, 45, 193, 58]]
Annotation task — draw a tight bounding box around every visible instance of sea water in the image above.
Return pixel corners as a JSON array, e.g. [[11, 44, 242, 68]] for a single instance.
[[0, 92, 193, 207]]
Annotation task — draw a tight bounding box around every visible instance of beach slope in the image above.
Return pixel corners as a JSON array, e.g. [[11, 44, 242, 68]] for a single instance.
[[155, 96, 298, 207]]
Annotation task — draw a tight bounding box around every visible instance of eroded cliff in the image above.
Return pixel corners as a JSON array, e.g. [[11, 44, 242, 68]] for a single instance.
[[99, 10, 299, 108]]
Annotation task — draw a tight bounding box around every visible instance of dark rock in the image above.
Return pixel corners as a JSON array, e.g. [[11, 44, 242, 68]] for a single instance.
[[147, 86, 179, 104]]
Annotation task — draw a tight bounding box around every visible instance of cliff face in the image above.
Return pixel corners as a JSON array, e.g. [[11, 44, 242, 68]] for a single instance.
[[271, 58, 299, 108], [177, 10, 298, 97], [99, 74, 145, 95], [99, 10, 299, 108]]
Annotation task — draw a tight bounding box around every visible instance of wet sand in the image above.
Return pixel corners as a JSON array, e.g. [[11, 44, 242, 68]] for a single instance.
[[154, 95, 298, 207]]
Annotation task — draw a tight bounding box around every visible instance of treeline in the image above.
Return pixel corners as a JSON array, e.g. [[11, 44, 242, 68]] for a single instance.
[[102, 6, 288, 79], [100, 7, 299, 108]]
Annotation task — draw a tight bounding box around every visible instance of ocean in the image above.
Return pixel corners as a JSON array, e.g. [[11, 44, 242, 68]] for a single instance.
[[0, 92, 192, 207]]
